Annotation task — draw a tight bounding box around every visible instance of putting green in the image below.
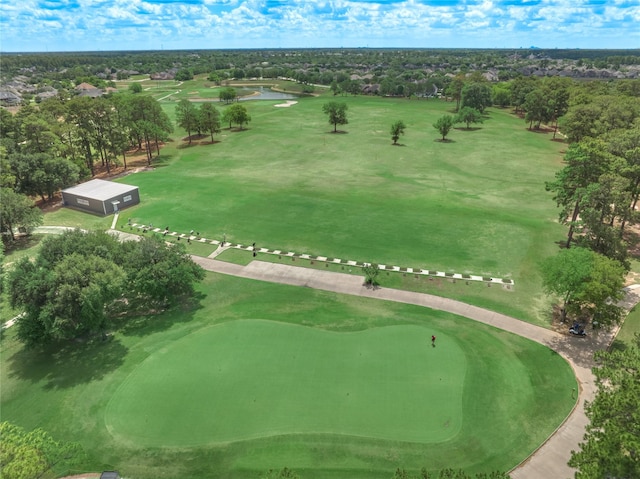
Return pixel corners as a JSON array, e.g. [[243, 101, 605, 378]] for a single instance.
[[106, 320, 469, 446]]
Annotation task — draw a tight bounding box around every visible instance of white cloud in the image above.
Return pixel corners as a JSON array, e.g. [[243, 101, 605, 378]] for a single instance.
[[0, 0, 637, 51]]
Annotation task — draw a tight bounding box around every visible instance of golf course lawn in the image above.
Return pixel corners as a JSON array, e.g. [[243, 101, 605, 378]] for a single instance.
[[106, 321, 467, 446], [101, 92, 567, 324], [1, 86, 581, 478], [1, 274, 577, 479]]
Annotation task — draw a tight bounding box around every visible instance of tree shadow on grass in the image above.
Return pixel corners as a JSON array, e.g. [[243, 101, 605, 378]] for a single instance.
[[434, 139, 456, 143], [326, 130, 348, 134], [116, 292, 205, 338], [176, 142, 199, 150], [7, 336, 128, 390]]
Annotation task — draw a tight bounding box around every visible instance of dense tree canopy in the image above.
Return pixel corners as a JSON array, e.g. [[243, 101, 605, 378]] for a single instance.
[[461, 82, 492, 114], [8, 230, 205, 346], [569, 335, 640, 478], [0, 421, 84, 479], [541, 247, 625, 328], [0, 189, 43, 242]]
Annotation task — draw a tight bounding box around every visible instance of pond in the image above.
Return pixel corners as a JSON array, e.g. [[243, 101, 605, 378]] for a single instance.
[[238, 86, 299, 101]]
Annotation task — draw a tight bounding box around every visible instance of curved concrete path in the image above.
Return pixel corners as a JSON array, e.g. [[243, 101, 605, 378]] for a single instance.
[[190, 256, 625, 479]]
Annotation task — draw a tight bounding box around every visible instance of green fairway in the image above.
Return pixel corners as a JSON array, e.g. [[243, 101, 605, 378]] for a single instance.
[[1, 274, 577, 478], [111, 93, 566, 323]]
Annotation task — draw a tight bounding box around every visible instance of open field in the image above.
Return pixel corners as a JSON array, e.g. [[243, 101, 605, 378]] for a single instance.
[[0, 274, 576, 479], [109, 91, 566, 323], [0, 87, 578, 478]]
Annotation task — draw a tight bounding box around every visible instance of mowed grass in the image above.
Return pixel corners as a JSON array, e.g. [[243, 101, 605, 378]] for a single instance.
[[1, 274, 577, 479], [106, 321, 466, 446], [115, 94, 565, 323]]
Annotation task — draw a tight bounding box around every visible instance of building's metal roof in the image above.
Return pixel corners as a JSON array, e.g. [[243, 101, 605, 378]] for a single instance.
[[62, 179, 137, 201]]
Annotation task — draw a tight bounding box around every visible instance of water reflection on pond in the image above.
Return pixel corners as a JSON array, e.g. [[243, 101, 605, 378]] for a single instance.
[[238, 86, 299, 101]]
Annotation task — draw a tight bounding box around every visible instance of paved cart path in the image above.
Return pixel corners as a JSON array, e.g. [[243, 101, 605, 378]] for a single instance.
[[191, 256, 631, 479]]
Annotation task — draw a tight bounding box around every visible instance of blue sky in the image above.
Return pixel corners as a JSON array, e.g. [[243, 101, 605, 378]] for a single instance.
[[1, 0, 638, 52]]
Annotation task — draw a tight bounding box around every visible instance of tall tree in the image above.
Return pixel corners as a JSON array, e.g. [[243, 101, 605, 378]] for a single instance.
[[176, 99, 200, 144], [390, 120, 406, 145], [20, 113, 62, 155], [0, 188, 43, 241], [433, 115, 454, 141], [461, 82, 492, 114], [541, 247, 600, 321], [543, 77, 571, 139], [546, 140, 614, 248], [199, 103, 221, 142], [606, 124, 640, 231], [492, 84, 511, 108], [569, 335, 640, 478], [322, 101, 348, 133], [445, 74, 465, 111], [66, 96, 99, 175], [128, 95, 173, 164], [576, 173, 631, 266], [510, 76, 538, 115], [523, 89, 552, 130]]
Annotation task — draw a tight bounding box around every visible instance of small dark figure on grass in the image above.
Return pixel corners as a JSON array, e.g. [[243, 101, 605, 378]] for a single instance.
[[432, 335, 436, 347]]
